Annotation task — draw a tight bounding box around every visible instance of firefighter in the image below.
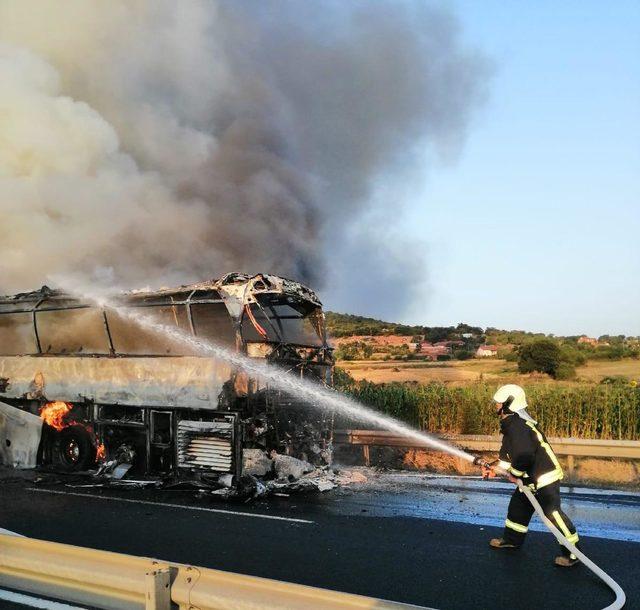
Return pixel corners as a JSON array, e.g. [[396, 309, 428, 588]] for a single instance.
[[487, 384, 581, 567]]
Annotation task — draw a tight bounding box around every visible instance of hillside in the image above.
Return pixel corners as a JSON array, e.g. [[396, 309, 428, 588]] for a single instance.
[[324, 312, 423, 338], [325, 311, 640, 365], [325, 312, 484, 342], [325, 312, 639, 345]]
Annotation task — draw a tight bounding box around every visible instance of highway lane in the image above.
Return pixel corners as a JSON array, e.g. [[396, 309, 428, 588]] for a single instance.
[[0, 472, 638, 610]]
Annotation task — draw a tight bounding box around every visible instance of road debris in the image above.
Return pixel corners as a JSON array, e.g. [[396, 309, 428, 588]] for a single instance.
[[272, 453, 314, 480], [243, 449, 273, 477]]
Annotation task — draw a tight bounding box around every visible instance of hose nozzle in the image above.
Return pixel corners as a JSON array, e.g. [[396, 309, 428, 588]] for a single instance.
[[472, 455, 492, 469], [473, 455, 498, 479]]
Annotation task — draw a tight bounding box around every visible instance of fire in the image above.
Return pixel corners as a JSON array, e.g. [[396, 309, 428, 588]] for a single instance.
[[39, 400, 106, 465], [39, 401, 73, 431]]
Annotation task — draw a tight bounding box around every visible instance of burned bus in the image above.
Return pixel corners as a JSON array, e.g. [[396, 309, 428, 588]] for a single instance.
[[0, 273, 334, 482]]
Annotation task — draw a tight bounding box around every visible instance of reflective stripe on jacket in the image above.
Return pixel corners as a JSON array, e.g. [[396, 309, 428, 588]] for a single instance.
[[498, 414, 563, 488]]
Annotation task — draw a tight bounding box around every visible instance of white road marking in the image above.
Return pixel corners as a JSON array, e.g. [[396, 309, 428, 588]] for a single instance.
[[26, 488, 314, 524], [0, 589, 84, 609]]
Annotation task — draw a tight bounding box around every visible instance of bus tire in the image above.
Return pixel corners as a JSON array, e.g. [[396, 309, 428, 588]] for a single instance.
[[55, 425, 96, 472]]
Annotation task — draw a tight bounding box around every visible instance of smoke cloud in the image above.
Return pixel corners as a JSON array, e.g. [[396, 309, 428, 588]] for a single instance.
[[0, 1, 489, 316]]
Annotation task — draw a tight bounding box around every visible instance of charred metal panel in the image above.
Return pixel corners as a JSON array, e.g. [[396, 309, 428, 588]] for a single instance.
[[266, 391, 334, 466], [0, 400, 42, 468], [0, 356, 232, 409], [176, 415, 236, 472]]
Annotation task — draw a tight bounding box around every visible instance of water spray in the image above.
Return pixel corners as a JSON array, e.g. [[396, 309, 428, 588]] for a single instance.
[[60, 282, 626, 609], [64, 284, 475, 464]]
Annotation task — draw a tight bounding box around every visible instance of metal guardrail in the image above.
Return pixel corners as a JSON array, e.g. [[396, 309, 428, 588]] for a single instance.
[[0, 533, 431, 610], [334, 430, 640, 470]]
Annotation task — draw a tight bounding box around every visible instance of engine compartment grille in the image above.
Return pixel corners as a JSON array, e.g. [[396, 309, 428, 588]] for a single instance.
[[176, 417, 235, 472]]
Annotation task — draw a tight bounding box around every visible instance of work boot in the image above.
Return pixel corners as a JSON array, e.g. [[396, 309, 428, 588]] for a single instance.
[[489, 538, 520, 550], [554, 555, 579, 568]]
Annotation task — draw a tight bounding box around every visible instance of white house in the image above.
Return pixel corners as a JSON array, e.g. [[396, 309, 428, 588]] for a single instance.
[[476, 345, 498, 357]]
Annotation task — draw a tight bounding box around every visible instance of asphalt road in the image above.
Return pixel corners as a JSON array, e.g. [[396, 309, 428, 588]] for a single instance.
[[0, 471, 638, 610]]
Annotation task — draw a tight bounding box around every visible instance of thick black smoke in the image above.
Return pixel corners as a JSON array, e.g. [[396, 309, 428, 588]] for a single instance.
[[0, 1, 489, 316]]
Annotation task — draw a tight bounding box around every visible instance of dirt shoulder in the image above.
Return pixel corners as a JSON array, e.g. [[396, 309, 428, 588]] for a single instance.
[[334, 445, 640, 491]]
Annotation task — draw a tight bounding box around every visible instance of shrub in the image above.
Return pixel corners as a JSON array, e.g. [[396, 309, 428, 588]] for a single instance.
[[604, 345, 625, 360], [333, 366, 356, 388], [335, 341, 373, 361], [555, 362, 576, 380], [560, 344, 587, 366], [518, 339, 562, 377]]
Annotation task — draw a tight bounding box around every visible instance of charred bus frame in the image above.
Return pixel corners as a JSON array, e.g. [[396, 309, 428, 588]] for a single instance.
[[0, 273, 334, 482]]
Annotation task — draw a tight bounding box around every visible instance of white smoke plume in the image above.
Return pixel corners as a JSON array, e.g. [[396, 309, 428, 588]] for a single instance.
[[0, 1, 489, 315]]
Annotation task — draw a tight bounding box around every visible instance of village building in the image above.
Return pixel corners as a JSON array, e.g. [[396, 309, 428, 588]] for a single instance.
[[418, 342, 452, 361], [331, 335, 414, 348], [476, 345, 498, 357], [577, 336, 599, 346]]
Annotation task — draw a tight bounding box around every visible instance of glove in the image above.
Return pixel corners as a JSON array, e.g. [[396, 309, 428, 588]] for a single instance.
[[481, 465, 496, 479]]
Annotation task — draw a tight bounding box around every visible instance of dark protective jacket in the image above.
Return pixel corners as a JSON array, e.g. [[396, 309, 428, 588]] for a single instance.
[[498, 414, 563, 489]]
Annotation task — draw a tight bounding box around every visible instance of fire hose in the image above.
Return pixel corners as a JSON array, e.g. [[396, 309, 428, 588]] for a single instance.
[[473, 457, 626, 609]]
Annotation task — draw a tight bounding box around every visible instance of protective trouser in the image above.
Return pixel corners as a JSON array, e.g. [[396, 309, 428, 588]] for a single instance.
[[502, 481, 579, 558]]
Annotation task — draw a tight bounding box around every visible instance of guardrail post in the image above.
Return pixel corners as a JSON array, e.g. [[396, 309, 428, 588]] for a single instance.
[[145, 566, 171, 610], [362, 445, 370, 466], [566, 455, 575, 478]]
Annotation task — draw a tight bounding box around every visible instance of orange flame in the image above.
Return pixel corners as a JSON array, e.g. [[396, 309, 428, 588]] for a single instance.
[[40, 401, 106, 464], [40, 401, 73, 431]]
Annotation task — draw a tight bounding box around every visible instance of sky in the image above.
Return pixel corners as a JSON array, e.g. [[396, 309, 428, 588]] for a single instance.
[[2, 2, 637, 338], [323, 1, 639, 337]]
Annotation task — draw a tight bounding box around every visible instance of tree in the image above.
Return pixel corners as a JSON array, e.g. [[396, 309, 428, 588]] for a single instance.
[[455, 322, 483, 335], [424, 326, 455, 343], [559, 344, 586, 366], [334, 341, 373, 361], [517, 339, 566, 378]]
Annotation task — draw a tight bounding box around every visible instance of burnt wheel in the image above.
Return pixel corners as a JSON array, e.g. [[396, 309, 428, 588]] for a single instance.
[[55, 425, 96, 471]]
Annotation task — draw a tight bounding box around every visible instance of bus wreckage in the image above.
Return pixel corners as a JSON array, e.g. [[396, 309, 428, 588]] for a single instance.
[[0, 273, 336, 495]]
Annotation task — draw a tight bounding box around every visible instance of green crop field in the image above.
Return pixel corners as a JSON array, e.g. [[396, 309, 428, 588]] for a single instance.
[[335, 374, 640, 441]]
